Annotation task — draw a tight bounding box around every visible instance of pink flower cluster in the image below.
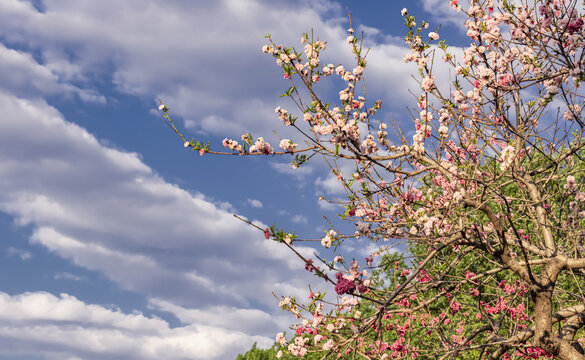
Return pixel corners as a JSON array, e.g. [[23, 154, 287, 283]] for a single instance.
[[252, 2, 585, 358], [249, 137, 273, 154], [275, 106, 291, 126], [279, 139, 297, 152], [222, 138, 242, 153]]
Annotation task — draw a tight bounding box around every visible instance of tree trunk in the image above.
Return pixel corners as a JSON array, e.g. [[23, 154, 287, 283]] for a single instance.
[[533, 290, 585, 359]]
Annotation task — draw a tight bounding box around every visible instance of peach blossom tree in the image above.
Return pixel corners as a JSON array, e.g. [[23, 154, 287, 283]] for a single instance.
[[161, 0, 585, 358]]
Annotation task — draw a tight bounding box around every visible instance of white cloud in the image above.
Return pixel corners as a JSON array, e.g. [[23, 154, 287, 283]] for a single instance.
[[269, 161, 314, 185], [355, 241, 390, 258], [5, 247, 32, 260], [0, 291, 271, 360], [149, 299, 294, 337], [0, 43, 105, 103], [247, 198, 263, 208], [316, 197, 339, 211], [419, 0, 468, 31], [291, 214, 308, 224], [315, 172, 346, 196], [53, 272, 87, 282], [0, 0, 338, 138], [0, 91, 316, 359], [0, 0, 419, 140]]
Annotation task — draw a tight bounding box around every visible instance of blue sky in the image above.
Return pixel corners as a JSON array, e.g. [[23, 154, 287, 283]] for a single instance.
[[0, 0, 466, 359]]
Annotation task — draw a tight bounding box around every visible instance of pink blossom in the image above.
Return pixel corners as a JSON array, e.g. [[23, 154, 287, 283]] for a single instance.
[[222, 138, 242, 153], [565, 175, 576, 190], [498, 73, 513, 86], [322, 64, 334, 76], [322, 339, 335, 350], [563, 104, 581, 121], [404, 52, 417, 63], [360, 135, 378, 155], [499, 145, 516, 170], [276, 332, 286, 346], [421, 76, 435, 92], [321, 234, 332, 248], [249, 137, 274, 155], [438, 125, 449, 137], [283, 234, 293, 245], [353, 66, 364, 76], [418, 270, 431, 283], [279, 139, 297, 152]]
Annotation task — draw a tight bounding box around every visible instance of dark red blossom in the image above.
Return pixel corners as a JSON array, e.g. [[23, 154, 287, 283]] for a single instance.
[[418, 270, 431, 283], [335, 272, 356, 295], [305, 259, 315, 272], [568, 18, 583, 35]]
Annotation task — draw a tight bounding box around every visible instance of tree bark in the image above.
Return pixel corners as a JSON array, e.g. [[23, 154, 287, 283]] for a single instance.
[[533, 290, 585, 359]]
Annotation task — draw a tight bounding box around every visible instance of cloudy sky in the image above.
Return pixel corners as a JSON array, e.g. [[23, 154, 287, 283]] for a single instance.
[[0, 0, 465, 359]]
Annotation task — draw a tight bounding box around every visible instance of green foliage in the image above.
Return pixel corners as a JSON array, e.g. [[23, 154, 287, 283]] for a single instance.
[[241, 145, 585, 358], [235, 342, 326, 360], [235, 343, 278, 360]]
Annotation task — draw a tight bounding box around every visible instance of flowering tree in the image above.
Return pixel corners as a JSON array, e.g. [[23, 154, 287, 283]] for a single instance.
[[161, 0, 585, 359]]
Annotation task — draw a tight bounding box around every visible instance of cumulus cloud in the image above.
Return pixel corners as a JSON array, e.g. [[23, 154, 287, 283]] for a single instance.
[[53, 272, 87, 282], [420, 0, 468, 31], [315, 174, 345, 196], [0, 291, 272, 360], [291, 214, 308, 224], [316, 198, 339, 211], [0, 43, 105, 103], [0, 0, 417, 140], [269, 161, 315, 186], [247, 198, 263, 208], [0, 91, 317, 359], [5, 247, 32, 261], [149, 298, 294, 337]]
